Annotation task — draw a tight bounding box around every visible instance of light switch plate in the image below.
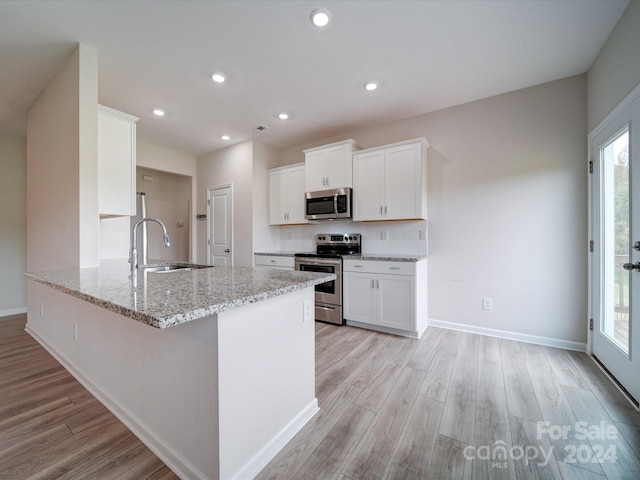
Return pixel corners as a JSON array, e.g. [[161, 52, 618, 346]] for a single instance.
[[303, 299, 314, 322], [482, 297, 493, 311]]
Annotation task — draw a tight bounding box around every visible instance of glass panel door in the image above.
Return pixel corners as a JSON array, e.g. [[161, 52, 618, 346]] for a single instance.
[[601, 128, 630, 352], [591, 89, 640, 405]]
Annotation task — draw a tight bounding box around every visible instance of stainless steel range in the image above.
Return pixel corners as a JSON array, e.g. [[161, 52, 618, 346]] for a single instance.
[[294, 233, 361, 325]]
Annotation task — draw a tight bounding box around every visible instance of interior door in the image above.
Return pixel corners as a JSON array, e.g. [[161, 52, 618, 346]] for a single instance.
[[208, 185, 232, 266], [591, 87, 640, 404]]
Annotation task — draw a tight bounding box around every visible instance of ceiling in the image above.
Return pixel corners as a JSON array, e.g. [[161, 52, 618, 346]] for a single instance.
[[0, 0, 630, 156]]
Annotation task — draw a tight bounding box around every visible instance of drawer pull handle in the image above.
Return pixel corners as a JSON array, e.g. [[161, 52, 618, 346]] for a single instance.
[[354, 265, 363, 268], [270, 260, 276, 263], [389, 267, 400, 270]]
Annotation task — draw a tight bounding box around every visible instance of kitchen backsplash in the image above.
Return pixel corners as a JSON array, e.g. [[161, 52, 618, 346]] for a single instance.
[[278, 220, 428, 255]]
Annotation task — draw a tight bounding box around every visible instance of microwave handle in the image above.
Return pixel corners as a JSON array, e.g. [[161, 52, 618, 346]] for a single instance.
[[333, 193, 338, 216]]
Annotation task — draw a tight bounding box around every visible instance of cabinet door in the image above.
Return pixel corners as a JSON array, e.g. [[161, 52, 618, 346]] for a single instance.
[[286, 166, 307, 223], [377, 273, 415, 331], [353, 150, 385, 221], [268, 169, 288, 225], [304, 150, 327, 192], [98, 108, 136, 216], [343, 271, 376, 325], [384, 142, 422, 220], [325, 144, 351, 189]]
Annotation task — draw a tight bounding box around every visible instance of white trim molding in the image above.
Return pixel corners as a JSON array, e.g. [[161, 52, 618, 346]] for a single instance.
[[230, 399, 319, 480], [25, 324, 209, 480], [0, 307, 27, 318], [428, 318, 587, 352]]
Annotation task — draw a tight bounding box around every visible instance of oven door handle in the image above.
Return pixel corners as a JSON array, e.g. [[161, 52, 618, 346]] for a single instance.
[[316, 305, 336, 311], [296, 259, 340, 268]]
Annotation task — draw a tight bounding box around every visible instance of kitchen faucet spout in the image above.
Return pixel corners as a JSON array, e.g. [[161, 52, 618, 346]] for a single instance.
[[130, 217, 171, 270]]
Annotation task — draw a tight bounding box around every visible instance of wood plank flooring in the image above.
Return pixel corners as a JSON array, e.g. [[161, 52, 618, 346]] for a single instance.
[[0, 314, 177, 480], [258, 322, 640, 480], [3, 313, 640, 479]]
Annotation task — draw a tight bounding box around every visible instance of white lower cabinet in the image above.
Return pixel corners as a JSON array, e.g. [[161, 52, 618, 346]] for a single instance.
[[254, 254, 295, 271], [343, 259, 427, 338]]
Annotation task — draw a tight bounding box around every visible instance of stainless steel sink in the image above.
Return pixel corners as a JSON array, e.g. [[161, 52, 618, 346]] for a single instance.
[[142, 263, 213, 273]]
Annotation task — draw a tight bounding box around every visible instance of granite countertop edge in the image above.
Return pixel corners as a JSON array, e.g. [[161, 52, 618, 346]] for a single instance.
[[348, 254, 427, 262], [25, 266, 335, 329], [254, 251, 427, 261]]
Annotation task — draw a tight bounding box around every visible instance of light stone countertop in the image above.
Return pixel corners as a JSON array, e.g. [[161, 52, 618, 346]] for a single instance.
[[26, 259, 335, 329], [347, 254, 427, 262], [254, 251, 426, 262]]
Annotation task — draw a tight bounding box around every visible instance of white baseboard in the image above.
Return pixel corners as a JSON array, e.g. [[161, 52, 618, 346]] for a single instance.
[[230, 399, 319, 480], [428, 318, 587, 352], [0, 307, 27, 318], [346, 320, 422, 339], [25, 325, 208, 480]]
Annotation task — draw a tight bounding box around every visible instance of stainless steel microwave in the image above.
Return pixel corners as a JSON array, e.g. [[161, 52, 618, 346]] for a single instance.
[[305, 188, 352, 220]]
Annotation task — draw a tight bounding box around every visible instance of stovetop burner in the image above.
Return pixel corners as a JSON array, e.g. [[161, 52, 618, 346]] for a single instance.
[[294, 233, 361, 258]]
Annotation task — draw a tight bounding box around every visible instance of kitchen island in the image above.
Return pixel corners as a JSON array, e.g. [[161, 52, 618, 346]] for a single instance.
[[25, 260, 335, 480]]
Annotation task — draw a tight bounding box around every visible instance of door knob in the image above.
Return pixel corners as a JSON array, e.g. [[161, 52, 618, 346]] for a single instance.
[[224, 249, 230, 253], [623, 262, 640, 272]]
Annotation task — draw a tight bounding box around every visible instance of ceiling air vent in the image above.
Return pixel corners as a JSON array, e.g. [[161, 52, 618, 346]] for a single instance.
[[253, 125, 268, 133]]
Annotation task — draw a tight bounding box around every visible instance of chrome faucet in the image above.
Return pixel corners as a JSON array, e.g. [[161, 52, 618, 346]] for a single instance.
[[130, 217, 171, 270]]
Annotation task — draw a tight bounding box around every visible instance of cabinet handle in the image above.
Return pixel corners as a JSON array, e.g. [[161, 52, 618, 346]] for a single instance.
[[354, 265, 363, 268], [380, 206, 383, 214], [389, 267, 400, 270], [376, 279, 380, 289], [384, 206, 388, 215], [371, 279, 375, 289], [270, 260, 276, 263]]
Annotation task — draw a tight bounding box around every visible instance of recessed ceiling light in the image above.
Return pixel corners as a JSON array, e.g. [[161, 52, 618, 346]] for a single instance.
[[364, 82, 379, 92], [310, 8, 331, 27], [221, 135, 230, 140], [278, 112, 289, 120], [153, 109, 165, 116], [211, 73, 226, 83]]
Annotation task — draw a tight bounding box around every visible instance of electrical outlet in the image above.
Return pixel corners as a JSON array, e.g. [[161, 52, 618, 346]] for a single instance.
[[73, 324, 78, 340], [303, 299, 314, 323], [482, 298, 493, 311]]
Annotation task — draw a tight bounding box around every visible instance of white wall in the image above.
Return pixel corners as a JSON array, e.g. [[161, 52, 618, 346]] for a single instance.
[[26, 44, 99, 271], [282, 75, 588, 345], [196, 141, 254, 266], [0, 131, 27, 315], [137, 139, 197, 261], [587, 0, 640, 131], [137, 167, 191, 262], [252, 142, 282, 257]]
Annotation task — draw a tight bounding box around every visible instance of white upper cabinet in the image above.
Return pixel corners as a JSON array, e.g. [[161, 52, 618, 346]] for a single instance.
[[98, 105, 138, 216], [268, 164, 308, 225], [353, 138, 428, 221], [304, 139, 360, 192]]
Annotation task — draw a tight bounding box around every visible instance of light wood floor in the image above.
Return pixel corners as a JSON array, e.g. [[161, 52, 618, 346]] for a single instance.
[[0, 314, 178, 480], [257, 322, 640, 480], [3, 314, 640, 479]]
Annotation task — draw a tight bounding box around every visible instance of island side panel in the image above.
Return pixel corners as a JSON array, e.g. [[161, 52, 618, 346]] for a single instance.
[[216, 286, 318, 479], [25, 280, 218, 480]]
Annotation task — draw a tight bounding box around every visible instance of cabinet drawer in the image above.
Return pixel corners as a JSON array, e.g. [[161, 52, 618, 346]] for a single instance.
[[254, 255, 295, 269], [343, 260, 415, 275]]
